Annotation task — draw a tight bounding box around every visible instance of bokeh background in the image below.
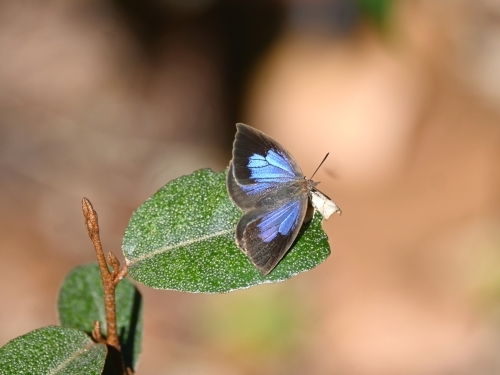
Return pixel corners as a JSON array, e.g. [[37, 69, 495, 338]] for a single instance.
[[1, 0, 500, 374]]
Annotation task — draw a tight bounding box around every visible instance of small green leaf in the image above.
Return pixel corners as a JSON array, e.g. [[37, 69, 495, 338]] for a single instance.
[[57, 264, 143, 371], [123, 169, 330, 293], [0, 326, 106, 375]]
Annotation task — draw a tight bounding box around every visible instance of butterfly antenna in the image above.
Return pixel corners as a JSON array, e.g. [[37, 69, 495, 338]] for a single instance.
[[310, 153, 329, 179]]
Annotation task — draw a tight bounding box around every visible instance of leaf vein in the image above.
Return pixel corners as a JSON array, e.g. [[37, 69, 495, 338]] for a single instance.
[[126, 228, 234, 266], [48, 340, 98, 375]]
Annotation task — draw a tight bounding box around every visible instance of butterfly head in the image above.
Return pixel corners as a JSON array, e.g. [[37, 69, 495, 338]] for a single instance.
[[306, 178, 320, 190]]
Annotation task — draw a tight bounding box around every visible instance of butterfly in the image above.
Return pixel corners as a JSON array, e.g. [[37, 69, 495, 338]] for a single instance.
[[227, 123, 341, 276]]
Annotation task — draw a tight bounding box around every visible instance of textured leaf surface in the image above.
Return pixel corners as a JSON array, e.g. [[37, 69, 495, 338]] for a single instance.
[[0, 326, 106, 375], [123, 169, 331, 293], [58, 264, 143, 370]]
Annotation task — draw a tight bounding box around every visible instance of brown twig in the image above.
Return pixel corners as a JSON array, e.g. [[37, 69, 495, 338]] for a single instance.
[[92, 321, 106, 344], [82, 198, 131, 374]]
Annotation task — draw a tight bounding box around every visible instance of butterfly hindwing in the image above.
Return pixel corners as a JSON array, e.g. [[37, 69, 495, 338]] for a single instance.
[[235, 192, 309, 276]]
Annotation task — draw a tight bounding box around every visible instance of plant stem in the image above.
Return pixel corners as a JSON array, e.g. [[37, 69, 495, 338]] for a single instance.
[[82, 198, 130, 374]]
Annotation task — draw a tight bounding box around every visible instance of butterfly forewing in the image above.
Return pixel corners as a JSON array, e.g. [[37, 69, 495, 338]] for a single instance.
[[227, 162, 271, 210], [231, 123, 304, 186]]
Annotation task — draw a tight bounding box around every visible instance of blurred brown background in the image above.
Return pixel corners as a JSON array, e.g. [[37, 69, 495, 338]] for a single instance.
[[1, 0, 500, 374]]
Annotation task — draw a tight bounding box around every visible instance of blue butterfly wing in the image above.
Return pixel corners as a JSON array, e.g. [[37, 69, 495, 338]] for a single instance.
[[235, 181, 309, 276], [227, 162, 261, 210], [231, 123, 304, 190]]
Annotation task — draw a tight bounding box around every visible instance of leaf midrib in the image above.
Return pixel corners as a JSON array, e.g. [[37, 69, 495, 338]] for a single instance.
[[126, 228, 234, 266], [48, 340, 101, 375]]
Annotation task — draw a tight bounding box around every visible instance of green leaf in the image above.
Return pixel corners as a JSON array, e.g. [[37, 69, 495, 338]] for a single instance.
[[123, 168, 330, 293], [0, 326, 106, 375], [57, 264, 143, 371]]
